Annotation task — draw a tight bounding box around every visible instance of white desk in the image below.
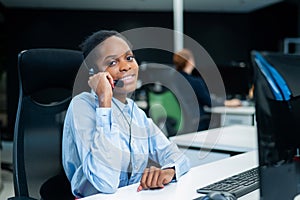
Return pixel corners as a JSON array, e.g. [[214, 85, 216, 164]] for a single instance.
[[80, 151, 259, 200], [170, 125, 257, 155], [208, 106, 255, 126]]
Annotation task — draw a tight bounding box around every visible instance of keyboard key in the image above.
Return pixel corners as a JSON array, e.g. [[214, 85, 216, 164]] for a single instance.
[[196, 167, 259, 198]]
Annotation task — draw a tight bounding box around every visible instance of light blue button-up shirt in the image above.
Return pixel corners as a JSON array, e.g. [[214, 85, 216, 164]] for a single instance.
[[62, 92, 190, 198]]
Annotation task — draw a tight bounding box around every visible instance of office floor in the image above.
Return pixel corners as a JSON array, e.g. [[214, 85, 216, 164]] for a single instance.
[[0, 141, 14, 200]]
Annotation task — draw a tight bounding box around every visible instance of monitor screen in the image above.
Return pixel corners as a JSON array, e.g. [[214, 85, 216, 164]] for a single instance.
[[252, 50, 300, 199], [217, 64, 252, 100]]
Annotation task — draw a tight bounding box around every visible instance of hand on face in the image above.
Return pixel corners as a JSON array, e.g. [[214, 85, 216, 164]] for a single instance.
[[137, 166, 175, 192], [88, 72, 114, 107]]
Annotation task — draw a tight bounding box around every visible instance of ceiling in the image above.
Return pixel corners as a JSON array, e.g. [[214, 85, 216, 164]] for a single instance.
[[0, 0, 283, 13]]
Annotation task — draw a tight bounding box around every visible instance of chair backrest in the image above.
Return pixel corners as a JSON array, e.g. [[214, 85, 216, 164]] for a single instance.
[[12, 48, 83, 199], [146, 84, 183, 137], [138, 63, 201, 136]]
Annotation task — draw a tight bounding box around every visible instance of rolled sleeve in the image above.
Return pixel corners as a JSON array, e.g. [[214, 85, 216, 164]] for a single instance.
[[161, 156, 190, 181]]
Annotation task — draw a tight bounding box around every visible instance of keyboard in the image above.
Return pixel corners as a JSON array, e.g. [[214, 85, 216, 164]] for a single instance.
[[196, 167, 259, 198]]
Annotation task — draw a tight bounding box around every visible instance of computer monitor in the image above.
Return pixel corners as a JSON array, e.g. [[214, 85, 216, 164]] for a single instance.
[[217, 64, 252, 100], [252, 50, 300, 199]]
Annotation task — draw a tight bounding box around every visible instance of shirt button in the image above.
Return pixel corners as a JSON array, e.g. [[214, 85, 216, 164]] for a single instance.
[[135, 166, 138, 170]]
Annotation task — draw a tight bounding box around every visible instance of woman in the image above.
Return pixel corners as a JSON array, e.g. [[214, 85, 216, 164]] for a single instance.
[[62, 30, 190, 198], [173, 49, 242, 131], [173, 48, 212, 131]]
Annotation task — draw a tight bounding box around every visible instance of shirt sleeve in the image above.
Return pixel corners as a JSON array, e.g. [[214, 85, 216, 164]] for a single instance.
[[68, 95, 123, 194], [146, 118, 190, 180], [193, 76, 212, 107]]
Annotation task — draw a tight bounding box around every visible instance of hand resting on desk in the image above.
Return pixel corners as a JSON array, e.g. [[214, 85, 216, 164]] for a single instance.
[[137, 166, 175, 192]]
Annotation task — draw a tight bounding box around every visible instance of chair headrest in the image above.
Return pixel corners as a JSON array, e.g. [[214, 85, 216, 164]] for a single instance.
[[18, 48, 83, 96]]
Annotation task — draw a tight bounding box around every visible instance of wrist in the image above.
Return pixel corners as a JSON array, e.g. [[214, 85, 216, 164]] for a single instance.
[[98, 95, 112, 107], [164, 166, 176, 180]]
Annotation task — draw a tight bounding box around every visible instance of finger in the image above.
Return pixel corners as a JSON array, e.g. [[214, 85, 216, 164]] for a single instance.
[[151, 168, 160, 188], [157, 174, 166, 187], [162, 177, 170, 185], [96, 72, 112, 90], [105, 73, 114, 87], [140, 168, 149, 189], [157, 173, 172, 187], [146, 166, 156, 188], [88, 75, 98, 91], [137, 185, 143, 192]]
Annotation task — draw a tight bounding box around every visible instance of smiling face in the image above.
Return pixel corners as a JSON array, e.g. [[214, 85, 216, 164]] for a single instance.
[[95, 36, 139, 98]]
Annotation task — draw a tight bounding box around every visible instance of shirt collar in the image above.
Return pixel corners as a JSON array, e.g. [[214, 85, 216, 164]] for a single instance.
[[112, 97, 132, 112]]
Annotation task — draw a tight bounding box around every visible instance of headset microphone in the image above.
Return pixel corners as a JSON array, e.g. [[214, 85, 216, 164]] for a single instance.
[[114, 79, 124, 88]]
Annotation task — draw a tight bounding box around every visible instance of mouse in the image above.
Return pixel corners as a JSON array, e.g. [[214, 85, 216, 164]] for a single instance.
[[198, 191, 237, 200]]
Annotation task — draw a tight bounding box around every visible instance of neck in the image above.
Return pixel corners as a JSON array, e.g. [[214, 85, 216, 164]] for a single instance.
[[113, 93, 127, 104], [183, 67, 193, 74]]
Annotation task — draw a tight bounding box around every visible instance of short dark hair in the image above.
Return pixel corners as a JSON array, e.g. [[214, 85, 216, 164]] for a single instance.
[[80, 30, 132, 69], [80, 30, 132, 58], [80, 30, 118, 58]]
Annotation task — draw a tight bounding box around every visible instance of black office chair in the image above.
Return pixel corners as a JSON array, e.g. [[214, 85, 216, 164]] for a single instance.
[[8, 48, 83, 200]]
